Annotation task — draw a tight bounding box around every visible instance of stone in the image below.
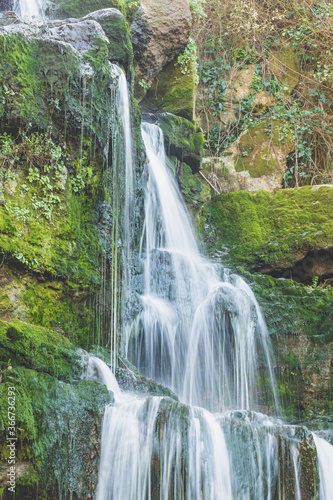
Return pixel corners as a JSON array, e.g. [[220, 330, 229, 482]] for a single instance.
[[153, 113, 204, 173], [82, 8, 133, 70], [131, 0, 191, 87], [269, 44, 300, 94], [0, 11, 17, 26], [140, 58, 195, 120], [48, 0, 124, 19], [48, 19, 108, 54]]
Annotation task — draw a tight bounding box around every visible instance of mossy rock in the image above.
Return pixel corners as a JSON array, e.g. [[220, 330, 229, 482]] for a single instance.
[[234, 119, 294, 178], [0, 366, 111, 499], [81, 8, 133, 73], [0, 27, 114, 146], [0, 318, 79, 380], [49, 0, 125, 19], [157, 113, 204, 173], [140, 59, 195, 121], [205, 186, 333, 271], [244, 272, 333, 418], [269, 44, 299, 94]]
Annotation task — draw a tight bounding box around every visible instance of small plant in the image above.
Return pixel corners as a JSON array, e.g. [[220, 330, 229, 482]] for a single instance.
[[138, 78, 148, 93], [177, 37, 199, 85]]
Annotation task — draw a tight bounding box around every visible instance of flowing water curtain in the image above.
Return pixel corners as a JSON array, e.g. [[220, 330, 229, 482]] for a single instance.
[[95, 64, 135, 369], [96, 396, 233, 500], [127, 123, 279, 413]]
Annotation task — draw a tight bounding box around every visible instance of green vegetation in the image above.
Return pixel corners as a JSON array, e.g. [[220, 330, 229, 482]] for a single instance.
[[0, 319, 79, 379], [195, 0, 333, 187], [50, 0, 140, 22]]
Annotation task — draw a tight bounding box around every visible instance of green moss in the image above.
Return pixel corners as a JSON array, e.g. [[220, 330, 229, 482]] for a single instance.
[[141, 60, 195, 121], [0, 32, 114, 147], [50, 0, 125, 18], [84, 8, 133, 72], [0, 318, 79, 380], [205, 186, 333, 269], [235, 119, 294, 177]]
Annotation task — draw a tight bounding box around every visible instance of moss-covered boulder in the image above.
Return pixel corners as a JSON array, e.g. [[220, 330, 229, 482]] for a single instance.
[[157, 113, 204, 173], [82, 9, 133, 73], [0, 318, 79, 379], [204, 186, 333, 277], [244, 273, 333, 419], [48, 0, 125, 19], [0, 18, 125, 142], [269, 44, 300, 94], [0, 320, 111, 499], [140, 59, 195, 120], [234, 119, 294, 178], [131, 0, 191, 88]]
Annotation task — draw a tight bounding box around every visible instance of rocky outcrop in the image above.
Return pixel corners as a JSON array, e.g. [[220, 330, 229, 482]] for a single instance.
[[131, 0, 191, 88], [200, 118, 294, 194], [204, 186, 333, 278], [82, 8, 133, 71], [0, 320, 111, 499], [141, 57, 195, 120], [156, 113, 204, 173]]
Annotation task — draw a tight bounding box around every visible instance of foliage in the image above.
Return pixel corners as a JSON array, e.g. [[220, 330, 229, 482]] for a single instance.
[[177, 37, 199, 86], [189, 0, 206, 19], [194, 0, 333, 187]]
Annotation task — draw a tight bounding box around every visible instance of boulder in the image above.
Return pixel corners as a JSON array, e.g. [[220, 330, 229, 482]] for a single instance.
[[82, 8, 133, 70], [157, 113, 204, 173], [48, 19, 108, 53], [131, 0, 191, 87]]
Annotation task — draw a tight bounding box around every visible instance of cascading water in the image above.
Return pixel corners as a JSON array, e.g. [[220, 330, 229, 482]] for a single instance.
[[94, 84, 330, 499], [313, 434, 333, 499], [127, 123, 278, 413], [14, 0, 44, 17]]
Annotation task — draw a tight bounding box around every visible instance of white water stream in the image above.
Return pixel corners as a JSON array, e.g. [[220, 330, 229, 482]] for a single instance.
[[14, 0, 44, 17], [313, 434, 333, 500]]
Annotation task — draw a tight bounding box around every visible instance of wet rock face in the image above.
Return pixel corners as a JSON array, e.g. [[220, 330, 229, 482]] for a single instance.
[[0, 0, 13, 12], [48, 19, 108, 53], [131, 0, 191, 86]]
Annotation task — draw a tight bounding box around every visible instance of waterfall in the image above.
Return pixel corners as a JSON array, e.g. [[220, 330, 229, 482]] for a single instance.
[[127, 123, 278, 413], [313, 434, 333, 499], [14, 0, 44, 17], [85, 356, 122, 401], [94, 92, 327, 498]]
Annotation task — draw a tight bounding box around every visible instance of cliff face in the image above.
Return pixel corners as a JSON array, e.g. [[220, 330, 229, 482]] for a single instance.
[[0, 7, 131, 498], [0, 0, 332, 497]]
